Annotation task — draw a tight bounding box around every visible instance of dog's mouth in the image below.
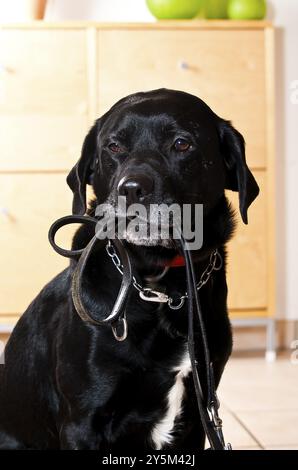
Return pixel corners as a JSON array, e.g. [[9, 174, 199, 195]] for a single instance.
[[116, 213, 175, 247], [123, 225, 174, 247]]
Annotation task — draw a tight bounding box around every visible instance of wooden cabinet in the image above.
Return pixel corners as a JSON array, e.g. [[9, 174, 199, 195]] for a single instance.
[[226, 171, 267, 310], [0, 28, 88, 170], [98, 29, 266, 168], [0, 174, 71, 315], [0, 21, 275, 326]]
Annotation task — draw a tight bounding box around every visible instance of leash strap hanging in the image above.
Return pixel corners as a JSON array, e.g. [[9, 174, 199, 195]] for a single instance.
[[179, 232, 229, 450]]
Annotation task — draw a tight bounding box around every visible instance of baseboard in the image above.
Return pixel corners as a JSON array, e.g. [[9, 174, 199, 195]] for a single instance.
[[232, 319, 298, 351], [1, 320, 298, 353]]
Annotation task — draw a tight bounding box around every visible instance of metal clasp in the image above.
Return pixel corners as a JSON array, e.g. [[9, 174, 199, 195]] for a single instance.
[[139, 288, 168, 303]]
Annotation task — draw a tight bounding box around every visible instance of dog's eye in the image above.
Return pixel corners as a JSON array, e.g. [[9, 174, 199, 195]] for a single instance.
[[174, 138, 191, 152], [108, 143, 123, 153]]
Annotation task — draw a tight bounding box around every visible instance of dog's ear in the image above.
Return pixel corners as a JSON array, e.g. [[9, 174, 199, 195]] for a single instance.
[[219, 120, 259, 224], [66, 121, 99, 215]]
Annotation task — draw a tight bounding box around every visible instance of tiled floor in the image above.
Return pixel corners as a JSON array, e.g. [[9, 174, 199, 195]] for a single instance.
[[218, 352, 298, 450]]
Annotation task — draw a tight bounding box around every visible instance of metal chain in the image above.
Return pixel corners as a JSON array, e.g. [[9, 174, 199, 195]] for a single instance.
[[105, 242, 144, 292], [105, 241, 223, 310]]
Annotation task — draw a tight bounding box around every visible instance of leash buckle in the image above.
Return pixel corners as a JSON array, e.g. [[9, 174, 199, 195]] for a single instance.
[[209, 404, 223, 429], [139, 288, 168, 303]]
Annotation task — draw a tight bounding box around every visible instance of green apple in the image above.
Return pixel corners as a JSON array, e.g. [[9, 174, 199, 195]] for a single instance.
[[227, 0, 267, 20], [204, 0, 228, 19], [146, 0, 202, 19]]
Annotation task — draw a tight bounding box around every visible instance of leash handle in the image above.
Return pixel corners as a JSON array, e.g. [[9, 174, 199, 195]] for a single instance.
[[71, 234, 133, 332], [48, 214, 98, 259], [48, 214, 133, 339]]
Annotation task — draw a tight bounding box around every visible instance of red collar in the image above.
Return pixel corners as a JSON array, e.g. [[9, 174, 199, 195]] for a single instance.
[[164, 255, 186, 268], [163, 253, 208, 268]]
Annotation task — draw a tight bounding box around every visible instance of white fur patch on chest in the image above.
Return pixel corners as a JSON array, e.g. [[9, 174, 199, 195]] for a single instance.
[[151, 347, 191, 450]]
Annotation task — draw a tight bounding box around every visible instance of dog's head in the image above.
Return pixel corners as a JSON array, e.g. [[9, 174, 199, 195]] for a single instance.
[[67, 89, 259, 247]]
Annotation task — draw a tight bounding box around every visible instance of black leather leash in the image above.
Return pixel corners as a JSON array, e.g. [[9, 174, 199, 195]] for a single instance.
[[48, 214, 231, 450], [49, 214, 131, 340], [178, 231, 229, 450]]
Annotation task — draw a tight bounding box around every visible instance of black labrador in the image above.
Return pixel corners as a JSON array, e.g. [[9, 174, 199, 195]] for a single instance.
[[0, 89, 259, 450]]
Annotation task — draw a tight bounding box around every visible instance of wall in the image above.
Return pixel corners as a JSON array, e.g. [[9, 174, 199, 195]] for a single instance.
[[268, 0, 298, 322], [46, 0, 154, 21]]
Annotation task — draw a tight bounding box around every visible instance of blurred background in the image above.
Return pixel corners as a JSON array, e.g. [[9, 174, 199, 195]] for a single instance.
[[0, 0, 298, 450]]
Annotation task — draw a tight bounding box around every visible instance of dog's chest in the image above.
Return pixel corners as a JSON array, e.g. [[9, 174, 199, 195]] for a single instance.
[[150, 348, 191, 450]]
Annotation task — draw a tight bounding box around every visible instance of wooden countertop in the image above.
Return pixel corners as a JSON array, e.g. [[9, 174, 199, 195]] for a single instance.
[[0, 20, 273, 30]]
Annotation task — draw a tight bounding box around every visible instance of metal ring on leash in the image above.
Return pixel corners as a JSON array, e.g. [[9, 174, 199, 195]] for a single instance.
[[168, 296, 186, 310], [111, 316, 128, 342], [213, 250, 223, 271]]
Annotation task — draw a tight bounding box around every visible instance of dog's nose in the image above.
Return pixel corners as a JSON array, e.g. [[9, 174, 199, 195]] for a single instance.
[[117, 174, 153, 204]]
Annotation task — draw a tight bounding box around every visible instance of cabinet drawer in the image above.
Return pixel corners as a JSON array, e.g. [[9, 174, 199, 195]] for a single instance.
[[0, 174, 73, 314], [98, 29, 266, 168], [0, 30, 88, 170], [226, 170, 267, 310]]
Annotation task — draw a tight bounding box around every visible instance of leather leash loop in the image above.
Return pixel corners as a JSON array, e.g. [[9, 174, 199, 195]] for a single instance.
[[48, 214, 98, 259], [71, 235, 132, 329], [49, 214, 133, 335]]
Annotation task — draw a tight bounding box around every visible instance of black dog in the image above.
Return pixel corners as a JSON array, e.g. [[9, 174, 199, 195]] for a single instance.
[[0, 89, 259, 450]]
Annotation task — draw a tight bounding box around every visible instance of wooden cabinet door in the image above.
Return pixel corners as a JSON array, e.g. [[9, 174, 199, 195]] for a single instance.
[[226, 170, 267, 310], [98, 29, 266, 168], [0, 29, 88, 171], [0, 174, 74, 314]]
